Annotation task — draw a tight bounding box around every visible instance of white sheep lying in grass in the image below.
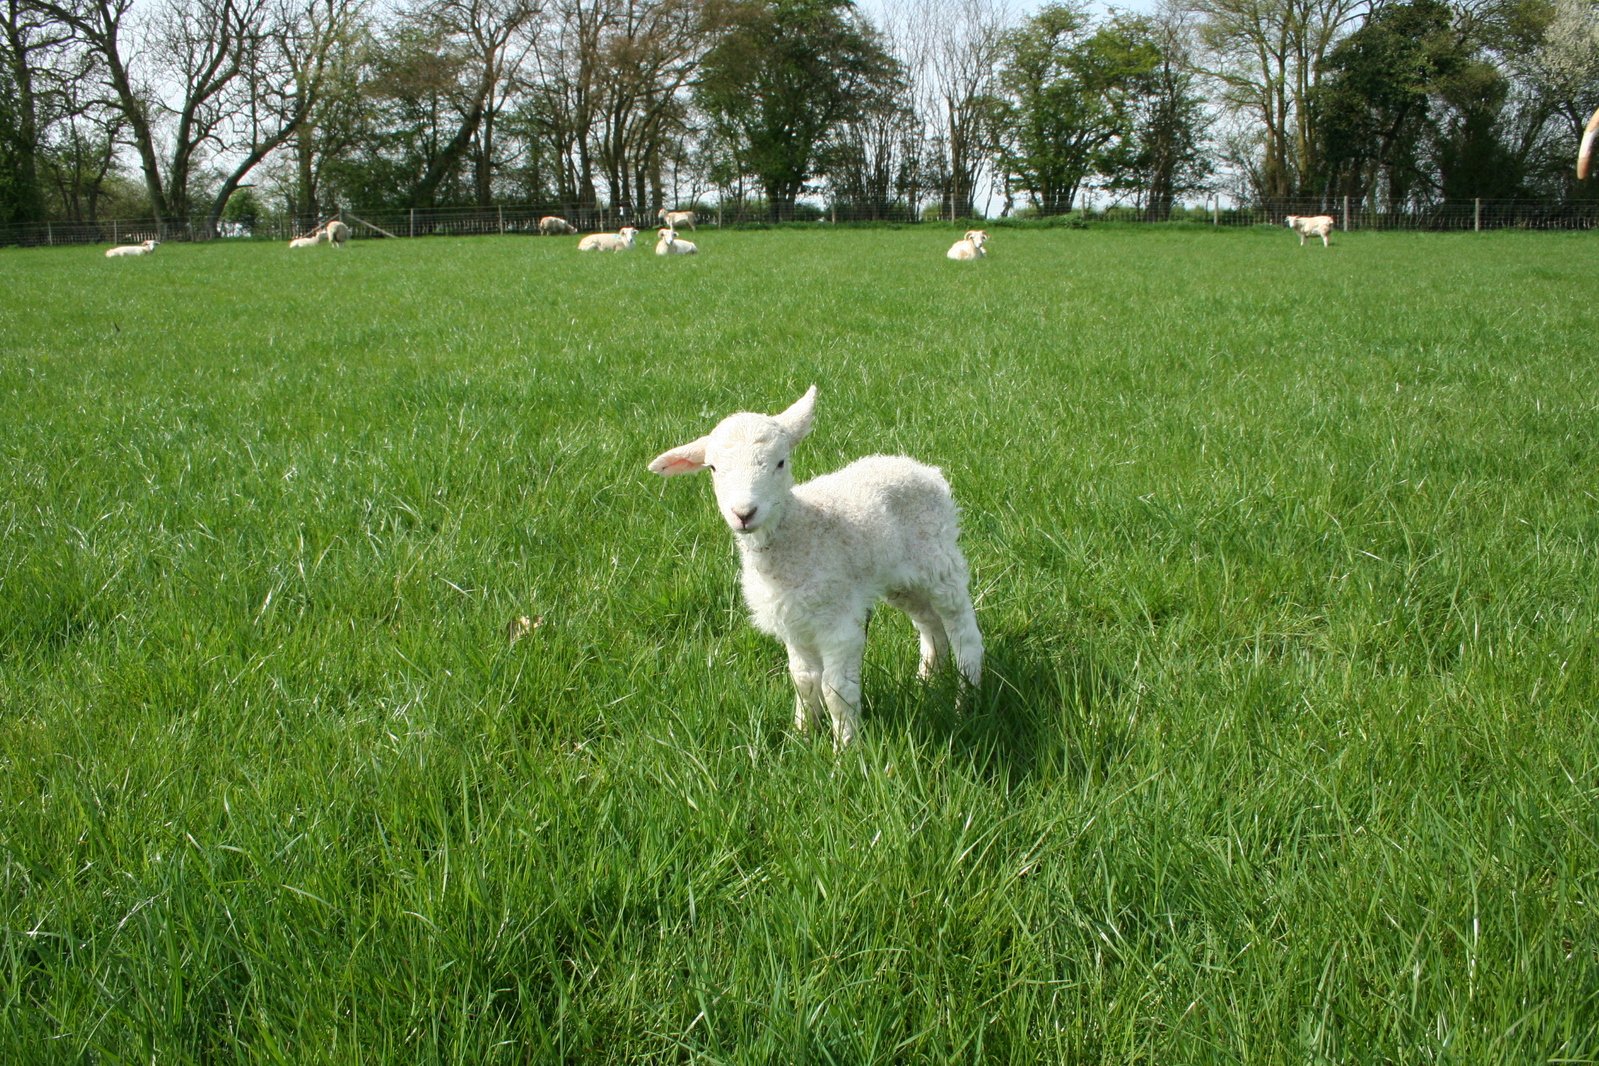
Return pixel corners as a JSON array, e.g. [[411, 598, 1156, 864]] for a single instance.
[[658, 208, 697, 231], [1285, 214, 1335, 247], [649, 386, 983, 748], [946, 229, 988, 260], [288, 232, 326, 249], [655, 227, 698, 256], [539, 215, 578, 236], [578, 226, 639, 252], [105, 239, 159, 258]]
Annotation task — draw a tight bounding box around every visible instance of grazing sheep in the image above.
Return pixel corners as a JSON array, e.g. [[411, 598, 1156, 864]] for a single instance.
[[105, 239, 159, 258], [658, 208, 697, 231], [649, 386, 983, 748], [655, 227, 698, 256], [324, 219, 351, 247], [1580, 106, 1599, 179], [578, 226, 639, 252], [1285, 214, 1335, 247], [538, 215, 578, 235], [946, 229, 988, 261]]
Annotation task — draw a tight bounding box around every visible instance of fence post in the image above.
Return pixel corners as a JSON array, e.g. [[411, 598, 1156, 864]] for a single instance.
[[1212, 197, 1219, 226], [498, 205, 504, 234], [47, 222, 52, 246], [1473, 198, 1481, 232], [409, 208, 415, 238], [1342, 195, 1350, 231]]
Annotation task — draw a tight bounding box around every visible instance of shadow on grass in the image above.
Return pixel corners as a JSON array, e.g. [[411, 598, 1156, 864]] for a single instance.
[[870, 624, 1130, 791]]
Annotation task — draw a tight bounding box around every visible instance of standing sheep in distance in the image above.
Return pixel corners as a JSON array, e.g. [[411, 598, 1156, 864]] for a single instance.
[[105, 239, 159, 258], [324, 219, 351, 247], [658, 207, 697, 231], [578, 226, 639, 252], [946, 229, 988, 260], [649, 386, 984, 749], [1285, 214, 1335, 247], [655, 227, 698, 256], [539, 215, 578, 235]]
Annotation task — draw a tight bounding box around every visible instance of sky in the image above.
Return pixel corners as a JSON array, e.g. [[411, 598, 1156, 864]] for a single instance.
[[854, 0, 1160, 30]]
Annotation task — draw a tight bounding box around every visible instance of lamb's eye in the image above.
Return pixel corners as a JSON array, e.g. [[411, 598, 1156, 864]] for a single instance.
[[776, 459, 786, 470]]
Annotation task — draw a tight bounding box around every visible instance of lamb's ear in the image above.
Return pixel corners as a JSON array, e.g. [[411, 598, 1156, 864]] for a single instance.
[[649, 436, 710, 476], [775, 385, 817, 442]]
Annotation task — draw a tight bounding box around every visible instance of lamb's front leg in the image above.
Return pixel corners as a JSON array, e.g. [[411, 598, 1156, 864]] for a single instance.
[[818, 629, 867, 749], [787, 643, 825, 735]]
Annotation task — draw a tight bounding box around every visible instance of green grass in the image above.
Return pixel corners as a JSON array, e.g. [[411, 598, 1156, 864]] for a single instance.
[[1, 226, 1596, 1063]]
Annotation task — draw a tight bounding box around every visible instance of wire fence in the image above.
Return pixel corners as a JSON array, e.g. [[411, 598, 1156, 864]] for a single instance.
[[4, 196, 1598, 248]]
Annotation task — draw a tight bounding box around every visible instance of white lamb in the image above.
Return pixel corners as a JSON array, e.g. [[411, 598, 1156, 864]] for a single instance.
[[658, 208, 697, 231], [946, 229, 988, 261], [649, 386, 983, 748], [1285, 214, 1335, 247], [538, 215, 578, 236], [288, 232, 326, 249], [578, 226, 639, 252], [655, 227, 698, 256], [105, 239, 159, 258], [324, 219, 350, 247]]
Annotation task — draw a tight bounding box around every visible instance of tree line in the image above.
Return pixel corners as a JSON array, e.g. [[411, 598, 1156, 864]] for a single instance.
[[2, 0, 1596, 236]]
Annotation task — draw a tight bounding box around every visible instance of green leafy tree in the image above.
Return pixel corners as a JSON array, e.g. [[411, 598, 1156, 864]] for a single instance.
[[696, 0, 900, 220], [994, 3, 1159, 216], [1314, 0, 1463, 208], [1100, 8, 1211, 219]]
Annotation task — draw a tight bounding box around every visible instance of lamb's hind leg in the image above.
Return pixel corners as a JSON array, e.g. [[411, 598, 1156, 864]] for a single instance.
[[932, 586, 983, 691], [886, 589, 950, 679]]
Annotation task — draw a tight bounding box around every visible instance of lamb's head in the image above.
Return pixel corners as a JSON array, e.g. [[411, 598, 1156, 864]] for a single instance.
[[620, 226, 639, 245], [966, 229, 988, 247], [658, 227, 675, 242], [1284, 215, 1300, 228], [649, 386, 817, 537]]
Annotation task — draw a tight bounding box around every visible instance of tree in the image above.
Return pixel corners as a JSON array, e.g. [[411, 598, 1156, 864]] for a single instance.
[[1314, 0, 1462, 208], [35, 0, 276, 230], [1107, 5, 1212, 218], [1, 0, 75, 225], [696, 0, 900, 220], [881, 0, 1009, 218], [587, 0, 707, 218], [201, 0, 369, 235], [994, 3, 1159, 215], [824, 46, 918, 218], [1187, 0, 1364, 200]]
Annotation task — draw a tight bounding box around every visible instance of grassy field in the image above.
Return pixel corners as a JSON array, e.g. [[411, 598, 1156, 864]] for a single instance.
[[1, 224, 1596, 1063]]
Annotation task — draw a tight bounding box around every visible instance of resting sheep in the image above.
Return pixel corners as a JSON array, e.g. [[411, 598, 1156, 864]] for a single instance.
[[658, 208, 697, 231], [649, 386, 983, 748], [1285, 214, 1335, 247], [578, 226, 639, 252], [105, 239, 159, 258], [946, 229, 988, 261], [539, 215, 578, 235], [655, 227, 698, 256], [289, 231, 326, 249]]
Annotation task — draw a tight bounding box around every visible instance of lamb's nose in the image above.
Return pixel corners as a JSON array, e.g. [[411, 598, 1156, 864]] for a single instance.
[[733, 506, 758, 527]]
